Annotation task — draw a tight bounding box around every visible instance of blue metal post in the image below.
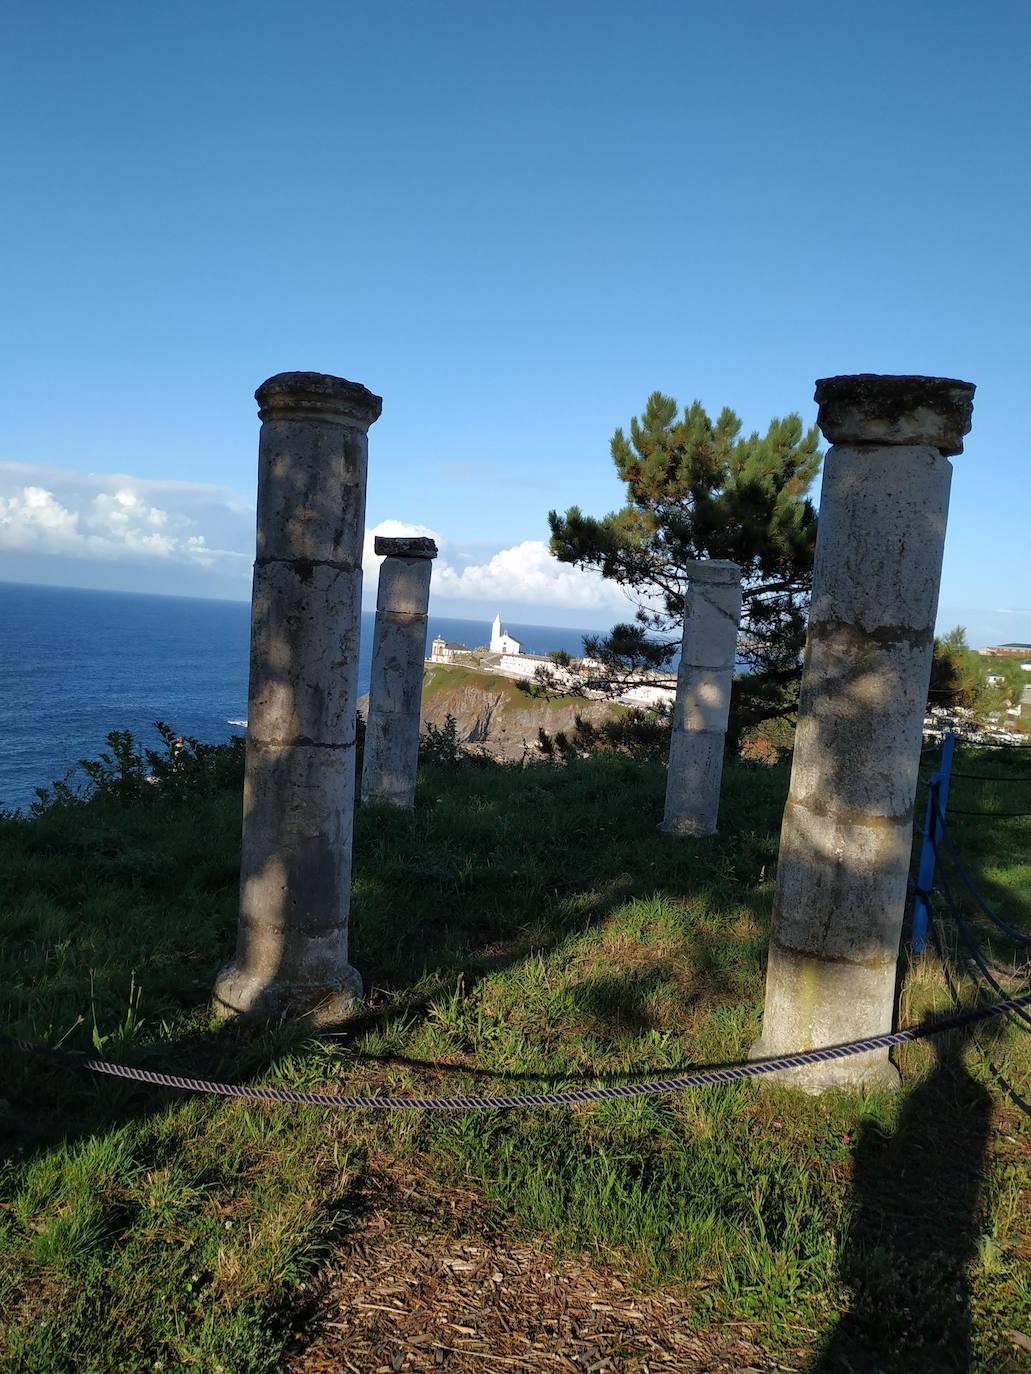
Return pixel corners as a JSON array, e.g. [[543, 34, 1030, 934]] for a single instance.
[[912, 731, 955, 951]]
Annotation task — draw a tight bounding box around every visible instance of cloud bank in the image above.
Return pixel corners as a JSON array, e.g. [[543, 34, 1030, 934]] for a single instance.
[[0, 463, 253, 572], [363, 519, 631, 614], [0, 464, 632, 618]]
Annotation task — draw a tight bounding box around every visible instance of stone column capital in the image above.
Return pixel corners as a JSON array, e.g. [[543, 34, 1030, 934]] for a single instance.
[[684, 559, 741, 585], [374, 535, 438, 560], [813, 374, 975, 456], [255, 371, 383, 428]]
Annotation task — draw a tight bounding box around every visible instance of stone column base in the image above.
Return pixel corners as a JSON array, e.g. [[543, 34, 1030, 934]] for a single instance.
[[751, 944, 903, 1094], [658, 816, 718, 837], [212, 961, 363, 1027], [748, 1034, 901, 1094]]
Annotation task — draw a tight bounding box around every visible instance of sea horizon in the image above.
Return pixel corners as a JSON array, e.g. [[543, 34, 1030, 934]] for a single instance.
[[0, 580, 612, 812]]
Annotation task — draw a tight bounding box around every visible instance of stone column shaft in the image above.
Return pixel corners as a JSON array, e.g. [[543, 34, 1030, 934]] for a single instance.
[[753, 374, 975, 1091], [661, 560, 742, 836], [213, 371, 381, 1025], [361, 536, 437, 809]]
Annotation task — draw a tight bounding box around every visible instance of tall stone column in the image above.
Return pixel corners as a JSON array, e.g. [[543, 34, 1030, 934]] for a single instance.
[[752, 374, 975, 1091], [660, 560, 742, 836], [213, 371, 382, 1025], [361, 535, 437, 809]]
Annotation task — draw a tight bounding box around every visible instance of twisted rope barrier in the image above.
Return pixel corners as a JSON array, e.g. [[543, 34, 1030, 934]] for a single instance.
[[5, 993, 1031, 1112]]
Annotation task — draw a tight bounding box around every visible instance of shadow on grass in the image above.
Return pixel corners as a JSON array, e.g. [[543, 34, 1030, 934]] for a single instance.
[[810, 1016, 995, 1374], [1, 754, 785, 1165]]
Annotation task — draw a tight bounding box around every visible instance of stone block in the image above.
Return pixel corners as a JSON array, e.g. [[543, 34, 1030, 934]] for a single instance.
[[672, 665, 734, 735], [772, 798, 913, 960], [247, 561, 362, 744], [375, 556, 434, 616], [254, 424, 369, 564], [809, 446, 953, 633], [661, 729, 725, 835]]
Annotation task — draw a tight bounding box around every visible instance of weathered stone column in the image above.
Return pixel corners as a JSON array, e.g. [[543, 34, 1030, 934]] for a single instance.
[[213, 371, 382, 1025], [660, 560, 742, 836], [752, 374, 975, 1091], [361, 535, 437, 809]]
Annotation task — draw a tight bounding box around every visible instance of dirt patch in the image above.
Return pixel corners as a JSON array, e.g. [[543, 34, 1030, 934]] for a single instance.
[[286, 1197, 800, 1373]]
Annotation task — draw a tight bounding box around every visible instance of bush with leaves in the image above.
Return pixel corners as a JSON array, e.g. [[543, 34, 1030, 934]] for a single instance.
[[537, 707, 671, 762], [419, 714, 465, 770], [32, 722, 245, 816]]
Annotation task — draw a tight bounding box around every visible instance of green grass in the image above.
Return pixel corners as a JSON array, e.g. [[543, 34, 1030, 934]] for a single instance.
[[1, 745, 1029, 1372], [423, 660, 615, 712]]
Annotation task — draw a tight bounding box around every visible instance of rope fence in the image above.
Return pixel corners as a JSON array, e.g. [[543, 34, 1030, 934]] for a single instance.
[[3, 729, 1028, 1115], [4, 993, 1031, 1112]]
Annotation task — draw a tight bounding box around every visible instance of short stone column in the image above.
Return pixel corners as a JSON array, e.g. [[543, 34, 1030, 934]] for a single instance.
[[361, 535, 437, 809], [660, 560, 742, 836], [752, 374, 975, 1091], [213, 371, 382, 1025]]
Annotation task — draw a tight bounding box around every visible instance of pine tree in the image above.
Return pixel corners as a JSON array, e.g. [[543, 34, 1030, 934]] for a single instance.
[[546, 391, 822, 744]]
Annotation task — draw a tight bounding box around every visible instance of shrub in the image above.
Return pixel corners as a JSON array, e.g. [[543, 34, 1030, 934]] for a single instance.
[[538, 708, 671, 762], [31, 722, 245, 815], [420, 714, 465, 770]]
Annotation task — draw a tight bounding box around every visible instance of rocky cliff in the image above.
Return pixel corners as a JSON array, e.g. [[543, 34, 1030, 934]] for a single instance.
[[359, 663, 623, 763]]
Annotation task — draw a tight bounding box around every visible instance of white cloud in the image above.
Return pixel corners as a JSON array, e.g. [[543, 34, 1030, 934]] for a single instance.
[[0, 463, 253, 573], [363, 519, 632, 613], [0, 465, 636, 616]]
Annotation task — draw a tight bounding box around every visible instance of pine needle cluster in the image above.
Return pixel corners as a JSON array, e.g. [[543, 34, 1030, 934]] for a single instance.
[[547, 391, 822, 742]]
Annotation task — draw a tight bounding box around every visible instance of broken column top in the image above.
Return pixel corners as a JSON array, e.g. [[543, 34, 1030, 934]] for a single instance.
[[814, 374, 975, 456], [374, 535, 438, 559], [685, 558, 741, 584], [255, 371, 383, 426]]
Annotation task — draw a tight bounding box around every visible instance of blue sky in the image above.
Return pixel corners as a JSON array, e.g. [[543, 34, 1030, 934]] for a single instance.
[[1, 0, 1028, 642]]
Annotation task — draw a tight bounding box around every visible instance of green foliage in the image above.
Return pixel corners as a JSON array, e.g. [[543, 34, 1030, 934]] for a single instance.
[[982, 654, 1028, 714], [929, 627, 991, 714], [419, 713, 465, 769], [928, 627, 1031, 729], [548, 391, 822, 742], [538, 707, 671, 761], [31, 722, 244, 816]]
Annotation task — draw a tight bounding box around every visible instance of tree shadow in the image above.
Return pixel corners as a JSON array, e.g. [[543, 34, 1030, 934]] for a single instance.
[[809, 1015, 995, 1374]]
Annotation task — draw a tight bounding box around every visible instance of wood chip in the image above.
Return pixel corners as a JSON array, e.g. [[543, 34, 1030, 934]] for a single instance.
[[284, 1185, 800, 1374]]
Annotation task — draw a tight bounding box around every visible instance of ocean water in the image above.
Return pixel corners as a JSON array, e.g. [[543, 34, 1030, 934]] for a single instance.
[[0, 582, 598, 812]]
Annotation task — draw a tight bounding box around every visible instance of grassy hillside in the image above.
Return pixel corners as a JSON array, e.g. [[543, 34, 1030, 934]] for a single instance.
[[421, 659, 625, 712], [0, 743, 1029, 1372]]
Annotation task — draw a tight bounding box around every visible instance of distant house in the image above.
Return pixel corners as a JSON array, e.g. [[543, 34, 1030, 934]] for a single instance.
[[988, 642, 1031, 657], [430, 637, 470, 664]]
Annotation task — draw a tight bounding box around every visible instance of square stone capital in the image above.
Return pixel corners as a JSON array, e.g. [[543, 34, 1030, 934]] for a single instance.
[[685, 559, 741, 585], [374, 535, 438, 560], [814, 374, 974, 456]]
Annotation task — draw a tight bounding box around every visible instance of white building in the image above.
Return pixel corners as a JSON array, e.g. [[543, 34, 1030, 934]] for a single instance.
[[619, 680, 677, 709], [498, 652, 552, 681], [430, 636, 470, 664], [490, 613, 521, 656]]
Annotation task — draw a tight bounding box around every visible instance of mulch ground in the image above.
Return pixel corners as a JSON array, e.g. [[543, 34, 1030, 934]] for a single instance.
[[286, 1207, 802, 1374]]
